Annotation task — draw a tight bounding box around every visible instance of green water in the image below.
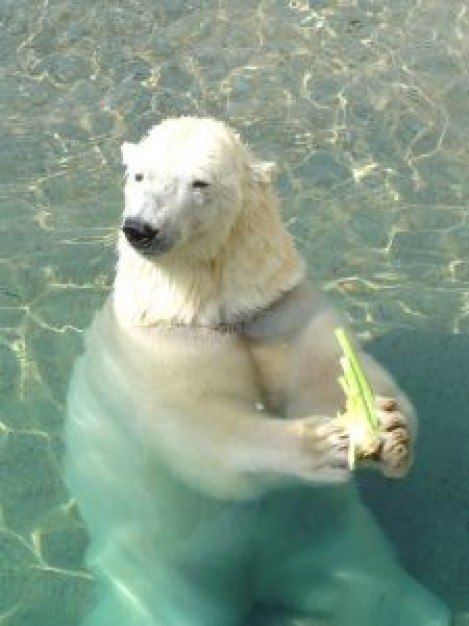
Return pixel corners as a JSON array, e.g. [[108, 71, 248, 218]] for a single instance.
[[1, 0, 469, 624]]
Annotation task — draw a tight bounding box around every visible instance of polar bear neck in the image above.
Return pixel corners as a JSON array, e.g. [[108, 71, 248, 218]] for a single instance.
[[113, 191, 305, 328]]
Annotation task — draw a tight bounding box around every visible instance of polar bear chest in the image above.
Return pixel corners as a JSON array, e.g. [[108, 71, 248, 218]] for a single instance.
[[109, 318, 268, 412]]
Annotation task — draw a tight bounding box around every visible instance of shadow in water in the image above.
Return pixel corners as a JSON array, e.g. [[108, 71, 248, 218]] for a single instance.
[[359, 330, 469, 612]]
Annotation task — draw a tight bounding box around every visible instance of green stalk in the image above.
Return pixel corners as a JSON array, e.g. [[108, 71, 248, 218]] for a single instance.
[[335, 327, 379, 431]]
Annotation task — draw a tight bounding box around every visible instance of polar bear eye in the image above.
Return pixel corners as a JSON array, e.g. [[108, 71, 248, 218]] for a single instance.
[[134, 173, 144, 182], [192, 180, 209, 189]]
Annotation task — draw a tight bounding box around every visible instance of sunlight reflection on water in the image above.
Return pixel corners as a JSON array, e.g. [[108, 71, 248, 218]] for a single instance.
[[1, 0, 469, 623]]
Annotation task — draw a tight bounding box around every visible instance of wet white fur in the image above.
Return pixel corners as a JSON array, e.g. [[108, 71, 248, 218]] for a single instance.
[[115, 118, 303, 327], [65, 117, 449, 626]]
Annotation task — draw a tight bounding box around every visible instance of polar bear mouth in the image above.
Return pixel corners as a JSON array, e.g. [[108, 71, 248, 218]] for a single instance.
[[122, 218, 174, 256]]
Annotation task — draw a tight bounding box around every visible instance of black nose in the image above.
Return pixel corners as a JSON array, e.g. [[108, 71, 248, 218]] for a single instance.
[[122, 218, 158, 247]]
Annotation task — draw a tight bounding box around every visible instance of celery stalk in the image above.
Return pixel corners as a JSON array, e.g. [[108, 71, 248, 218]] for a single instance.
[[335, 327, 380, 467]]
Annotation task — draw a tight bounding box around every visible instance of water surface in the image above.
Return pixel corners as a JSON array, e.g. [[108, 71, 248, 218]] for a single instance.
[[1, 0, 469, 623]]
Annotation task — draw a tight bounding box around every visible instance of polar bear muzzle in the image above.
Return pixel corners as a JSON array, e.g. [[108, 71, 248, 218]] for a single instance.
[[122, 217, 173, 255]]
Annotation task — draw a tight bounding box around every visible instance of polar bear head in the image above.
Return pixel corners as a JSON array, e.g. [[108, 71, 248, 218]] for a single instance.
[[120, 117, 276, 262], [115, 117, 303, 327]]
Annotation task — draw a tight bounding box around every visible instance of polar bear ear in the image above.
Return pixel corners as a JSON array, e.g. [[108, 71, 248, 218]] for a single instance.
[[121, 142, 139, 167], [249, 160, 278, 184]]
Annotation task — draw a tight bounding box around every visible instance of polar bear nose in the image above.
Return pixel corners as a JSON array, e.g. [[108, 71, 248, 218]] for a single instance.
[[122, 218, 158, 248]]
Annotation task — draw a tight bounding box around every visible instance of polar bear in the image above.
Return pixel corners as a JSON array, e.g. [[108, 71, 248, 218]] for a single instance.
[[65, 117, 450, 626]]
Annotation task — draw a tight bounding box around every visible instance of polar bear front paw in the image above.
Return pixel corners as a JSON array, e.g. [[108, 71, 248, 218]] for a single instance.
[[373, 396, 413, 478], [291, 416, 351, 484]]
